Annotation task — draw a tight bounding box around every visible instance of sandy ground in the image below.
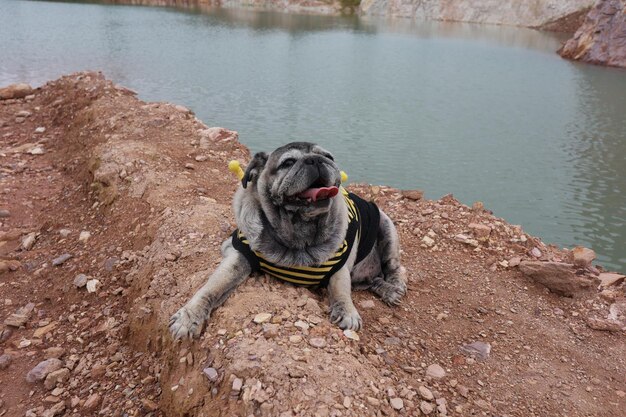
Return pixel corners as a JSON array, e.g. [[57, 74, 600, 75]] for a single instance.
[[0, 72, 624, 417]]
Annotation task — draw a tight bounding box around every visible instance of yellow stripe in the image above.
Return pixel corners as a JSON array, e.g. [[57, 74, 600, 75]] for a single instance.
[[260, 262, 324, 279], [269, 274, 322, 285]]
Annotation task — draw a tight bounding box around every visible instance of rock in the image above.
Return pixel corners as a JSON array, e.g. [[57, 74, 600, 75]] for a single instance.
[[359, 299, 375, 309], [422, 236, 435, 247], [366, 397, 380, 407], [390, 397, 404, 410], [426, 364, 446, 379], [289, 335, 302, 344], [21, 232, 37, 250], [401, 189, 424, 201], [90, 364, 106, 378], [35, 127, 46, 133], [33, 322, 57, 338], [460, 341, 491, 360], [184, 163, 195, 170], [52, 253, 72, 266], [28, 146, 45, 155], [41, 402, 65, 417], [420, 401, 434, 415], [44, 347, 65, 359], [73, 274, 88, 288], [262, 323, 279, 338], [203, 367, 219, 382], [0, 83, 33, 100], [0, 260, 21, 274], [571, 246, 596, 267], [16, 110, 32, 118], [86, 279, 100, 293], [83, 393, 101, 411], [309, 337, 327, 348], [519, 261, 598, 297], [559, 0, 626, 68], [418, 386, 434, 400], [468, 223, 491, 240], [4, 303, 35, 327], [44, 368, 70, 390], [598, 272, 625, 288], [78, 231, 91, 242], [0, 209, 10, 218], [0, 354, 12, 369], [472, 201, 484, 211], [294, 320, 309, 331], [253, 313, 272, 324], [530, 247, 542, 258], [508, 256, 522, 267], [141, 399, 159, 411], [26, 358, 63, 383], [59, 229, 71, 237], [454, 233, 479, 247], [232, 377, 243, 393], [343, 329, 360, 341]]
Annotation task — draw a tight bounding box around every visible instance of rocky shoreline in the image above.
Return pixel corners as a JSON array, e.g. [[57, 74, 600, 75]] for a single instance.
[[1, 74, 625, 416]]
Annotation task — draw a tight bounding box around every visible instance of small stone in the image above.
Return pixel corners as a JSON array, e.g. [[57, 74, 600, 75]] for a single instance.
[[530, 247, 542, 258], [474, 399, 491, 410], [616, 390, 625, 398], [86, 279, 100, 293], [195, 155, 208, 162], [73, 274, 88, 288], [28, 146, 45, 155], [294, 320, 310, 331], [390, 397, 404, 410], [519, 261, 597, 297], [0, 209, 10, 218], [571, 246, 595, 267], [78, 231, 91, 242], [44, 368, 70, 390], [21, 232, 37, 250], [598, 272, 625, 288], [26, 358, 63, 383], [141, 399, 159, 411], [232, 377, 243, 393], [401, 190, 424, 201], [262, 323, 279, 338], [0, 354, 12, 369], [5, 303, 35, 327], [422, 236, 435, 247], [35, 127, 46, 134], [343, 329, 360, 341], [420, 401, 434, 415], [44, 347, 65, 359], [454, 234, 479, 247], [253, 313, 272, 324], [0, 83, 33, 100], [426, 364, 446, 379], [418, 386, 434, 401], [59, 229, 71, 237], [460, 341, 491, 361], [165, 253, 179, 262], [309, 337, 327, 348], [343, 396, 352, 409], [83, 393, 101, 411], [184, 163, 195, 170], [52, 253, 72, 266], [41, 402, 65, 417], [472, 201, 484, 211], [508, 256, 522, 267], [289, 335, 302, 344], [359, 299, 375, 309], [33, 322, 57, 338], [366, 397, 380, 407], [203, 367, 218, 382], [468, 223, 491, 240]]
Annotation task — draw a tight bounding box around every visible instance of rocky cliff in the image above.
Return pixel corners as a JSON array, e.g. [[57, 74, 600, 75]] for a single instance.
[[359, 0, 594, 30], [559, 0, 626, 68]]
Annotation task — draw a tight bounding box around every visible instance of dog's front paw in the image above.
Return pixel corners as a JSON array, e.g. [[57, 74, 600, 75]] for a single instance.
[[380, 281, 406, 306], [169, 305, 207, 340], [330, 302, 362, 331]]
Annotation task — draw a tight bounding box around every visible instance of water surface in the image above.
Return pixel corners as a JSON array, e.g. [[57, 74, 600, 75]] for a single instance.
[[1, 1, 625, 271]]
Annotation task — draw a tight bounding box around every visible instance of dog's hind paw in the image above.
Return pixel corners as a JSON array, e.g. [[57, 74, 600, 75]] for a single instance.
[[169, 305, 206, 340], [330, 302, 362, 331]]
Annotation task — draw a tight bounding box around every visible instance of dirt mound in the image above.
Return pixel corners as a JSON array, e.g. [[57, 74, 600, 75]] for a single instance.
[[1, 73, 625, 417]]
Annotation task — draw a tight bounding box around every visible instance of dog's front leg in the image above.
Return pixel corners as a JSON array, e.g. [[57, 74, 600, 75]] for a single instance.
[[328, 267, 362, 331], [169, 242, 251, 340]]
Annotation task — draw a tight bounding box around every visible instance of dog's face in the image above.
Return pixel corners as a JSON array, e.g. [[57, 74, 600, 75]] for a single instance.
[[245, 142, 342, 217]]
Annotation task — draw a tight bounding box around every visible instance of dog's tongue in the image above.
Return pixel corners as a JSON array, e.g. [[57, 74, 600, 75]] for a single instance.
[[298, 186, 339, 202]]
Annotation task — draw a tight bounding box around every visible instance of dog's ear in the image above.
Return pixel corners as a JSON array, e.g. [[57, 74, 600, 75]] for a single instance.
[[242, 152, 268, 189]]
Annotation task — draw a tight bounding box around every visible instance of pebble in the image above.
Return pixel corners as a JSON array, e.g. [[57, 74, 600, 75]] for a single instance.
[[44, 368, 70, 390], [59, 229, 71, 237], [73, 274, 88, 288], [359, 299, 375, 309], [4, 303, 35, 327], [420, 401, 434, 414], [202, 367, 218, 382], [422, 236, 435, 247], [390, 397, 404, 410], [289, 335, 302, 344], [232, 377, 243, 393], [460, 341, 491, 361], [26, 358, 63, 383], [401, 189, 424, 201], [21, 232, 37, 250], [0, 209, 10, 218], [34, 127, 46, 133], [253, 313, 272, 324], [343, 329, 360, 341], [294, 320, 309, 331], [184, 163, 195, 170], [309, 337, 327, 348], [426, 364, 446, 379], [86, 279, 100, 293], [418, 386, 434, 400], [366, 396, 380, 406], [52, 253, 72, 266], [28, 146, 45, 155], [530, 247, 542, 258], [83, 393, 101, 411], [0, 354, 12, 369], [41, 402, 65, 417], [78, 231, 91, 242], [44, 347, 65, 359]]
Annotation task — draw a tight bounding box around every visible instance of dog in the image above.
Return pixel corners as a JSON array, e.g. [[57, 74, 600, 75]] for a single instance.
[[169, 142, 406, 339]]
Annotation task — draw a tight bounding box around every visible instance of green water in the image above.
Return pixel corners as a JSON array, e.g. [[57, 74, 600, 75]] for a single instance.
[[1, 1, 625, 271]]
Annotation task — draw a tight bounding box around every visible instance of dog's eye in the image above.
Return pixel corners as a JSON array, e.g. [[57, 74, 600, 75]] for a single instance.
[[323, 153, 334, 161], [279, 158, 296, 169]]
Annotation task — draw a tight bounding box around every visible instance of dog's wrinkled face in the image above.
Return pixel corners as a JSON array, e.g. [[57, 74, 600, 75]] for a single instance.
[[245, 142, 341, 217]]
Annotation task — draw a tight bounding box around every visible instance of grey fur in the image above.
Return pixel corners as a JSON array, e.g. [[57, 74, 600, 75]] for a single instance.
[[169, 142, 407, 339]]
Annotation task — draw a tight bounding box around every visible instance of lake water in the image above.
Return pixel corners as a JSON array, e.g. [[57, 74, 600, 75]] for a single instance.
[[1, 1, 625, 272]]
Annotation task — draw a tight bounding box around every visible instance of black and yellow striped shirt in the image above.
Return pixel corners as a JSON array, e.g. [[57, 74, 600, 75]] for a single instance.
[[232, 191, 380, 287]]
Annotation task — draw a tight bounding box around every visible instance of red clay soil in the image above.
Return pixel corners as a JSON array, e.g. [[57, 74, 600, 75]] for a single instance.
[[0, 73, 625, 417]]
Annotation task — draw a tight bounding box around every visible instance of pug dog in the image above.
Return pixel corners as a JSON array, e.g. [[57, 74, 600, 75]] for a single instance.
[[169, 142, 406, 339]]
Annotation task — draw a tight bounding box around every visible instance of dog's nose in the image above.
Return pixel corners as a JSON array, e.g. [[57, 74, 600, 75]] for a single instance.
[[305, 156, 323, 166]]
